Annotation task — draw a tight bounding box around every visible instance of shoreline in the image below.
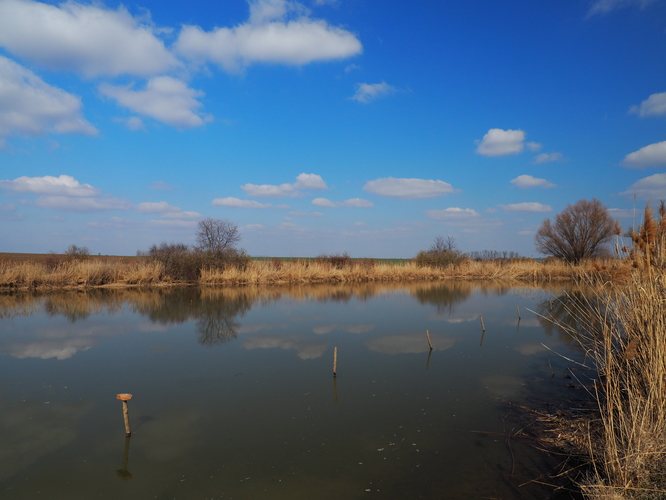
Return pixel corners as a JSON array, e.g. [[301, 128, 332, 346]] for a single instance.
[[0, 254, 629, 291]]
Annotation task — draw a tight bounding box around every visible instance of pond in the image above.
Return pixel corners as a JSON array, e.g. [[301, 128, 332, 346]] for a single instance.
[[0, 282, 587, 499]]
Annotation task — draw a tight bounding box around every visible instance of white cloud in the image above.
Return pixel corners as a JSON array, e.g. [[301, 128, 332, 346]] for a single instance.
[[630, 92, 666, 118], [350, 82, 397, 104], [532, 152, 563, 164], [292, 173, 327, 189], [588, 0, 657, 16], [0, 0, 178, 78], [212, 197, 276, 208], [136, 201, 180, 213], [510, 175, 556, 189], [425, 207, 480, 220], [135, 201, 200, 219], [311, 197, 337, 208], [0, 56, 97, 139], [241, 172, 327, 198], [363, 177, 457, 199], [162, 211, 200, 219], [0, 175, 99, 196], [99, 77, 212, 129], [622, 141, 666, 168], [500, 202, 551, 213], [621, 173, 666, 200], [476, 128, 525, 157], [36, 196, 130, 212], [526, 141, 542, 152], [174, 0, 362, 73], [311, 197, 373, 208]]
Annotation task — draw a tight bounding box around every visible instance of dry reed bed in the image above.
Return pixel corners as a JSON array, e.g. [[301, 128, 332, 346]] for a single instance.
[[0, 257, 628, 290], [545, 270, 666, 499]]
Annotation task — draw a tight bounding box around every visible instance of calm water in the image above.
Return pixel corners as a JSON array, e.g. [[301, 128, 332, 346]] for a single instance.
[[0, 282, 585, 499]]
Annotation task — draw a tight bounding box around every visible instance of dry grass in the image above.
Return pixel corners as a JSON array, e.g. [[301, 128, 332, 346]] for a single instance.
[[0, 254, 631, 290], [544, 203, 666, 499]]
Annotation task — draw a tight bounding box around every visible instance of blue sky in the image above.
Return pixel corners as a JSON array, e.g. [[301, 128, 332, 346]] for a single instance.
[[0, 0, 665, 258]]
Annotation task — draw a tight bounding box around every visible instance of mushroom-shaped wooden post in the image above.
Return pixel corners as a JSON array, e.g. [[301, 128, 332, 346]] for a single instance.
[[116, 393, 133, 436]]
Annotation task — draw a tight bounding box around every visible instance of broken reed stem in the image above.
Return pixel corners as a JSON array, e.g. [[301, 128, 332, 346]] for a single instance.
[[516, 305, 521, 320], [479, 315, 486, 332], [333, 346, 337, 378], [425, 329, 433, 351]]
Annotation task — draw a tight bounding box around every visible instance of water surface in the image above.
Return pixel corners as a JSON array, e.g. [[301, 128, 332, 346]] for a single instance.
[[0, 282, 585, 499]]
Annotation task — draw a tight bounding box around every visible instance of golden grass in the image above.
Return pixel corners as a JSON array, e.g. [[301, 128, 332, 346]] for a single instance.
[[544, 205, 666, 499], [0, 256, 630, 290]]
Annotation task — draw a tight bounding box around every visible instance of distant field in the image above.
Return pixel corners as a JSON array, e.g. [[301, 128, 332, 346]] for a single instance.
[[0, 253, 410, 265], [0, 253, 140, 264]]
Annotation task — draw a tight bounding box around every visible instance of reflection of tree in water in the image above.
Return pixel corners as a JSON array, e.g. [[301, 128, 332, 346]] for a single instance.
[[535, 290, 602, 353], [131, 287, 254, 346], [43, 289, 124, 322], [411, 282, 473, 315]]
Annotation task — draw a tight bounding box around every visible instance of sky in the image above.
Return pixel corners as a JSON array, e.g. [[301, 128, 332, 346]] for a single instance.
[[0, 0, 665, 258]]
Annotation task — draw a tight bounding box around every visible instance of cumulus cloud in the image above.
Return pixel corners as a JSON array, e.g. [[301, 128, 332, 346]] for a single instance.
[[212, 197, 279, 208], [35, 196, 130, 212], [425, 207, 480, 220], [99, 77, 212, 129], [622, 141, 666, 168], [241, 173, 327, 198], [588, 0, 657, 16], [174, 0, 362, 73], [0, 0, 178, 78], [533, 152, 563, 164], [500, 202, 551, 213], [0, 175, 99, 196], [630, 92, 666, 117], [621, 173, 666, 200], [293, 173, 328, 190], [476, 128, 525, 157], [0, 56, 97, 140], [312, 197, 373, 208], [526, 141, 542, 152], [350, 82, 397, 103], [510, 175, 556, 189], [363, 177, 457, 199]]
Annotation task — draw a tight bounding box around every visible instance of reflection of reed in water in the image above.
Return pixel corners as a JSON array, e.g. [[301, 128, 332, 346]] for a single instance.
[[0, 281, 574, 348], [535, 286, 601, 352]]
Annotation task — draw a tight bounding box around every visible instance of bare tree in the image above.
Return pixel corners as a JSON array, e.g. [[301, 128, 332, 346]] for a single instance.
[[535, 199, 621, 263], [196, 218, 241, 255]]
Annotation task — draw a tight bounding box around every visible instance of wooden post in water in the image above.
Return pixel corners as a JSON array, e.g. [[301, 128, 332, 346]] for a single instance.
[[425, 329, 433, 351], [479, 315, 486, 333], [116, 393, 132, 436], [333, 347, 338, 378]]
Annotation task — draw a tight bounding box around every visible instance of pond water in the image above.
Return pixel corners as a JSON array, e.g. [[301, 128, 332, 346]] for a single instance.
[[0, 282, 586, 499]]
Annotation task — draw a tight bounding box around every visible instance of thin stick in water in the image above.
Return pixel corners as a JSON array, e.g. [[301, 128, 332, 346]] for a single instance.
[[480, 315, 486, 333], [425, 329, 433, 351], [516, 305, 521, 320], [333, 346, 338, 378]]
